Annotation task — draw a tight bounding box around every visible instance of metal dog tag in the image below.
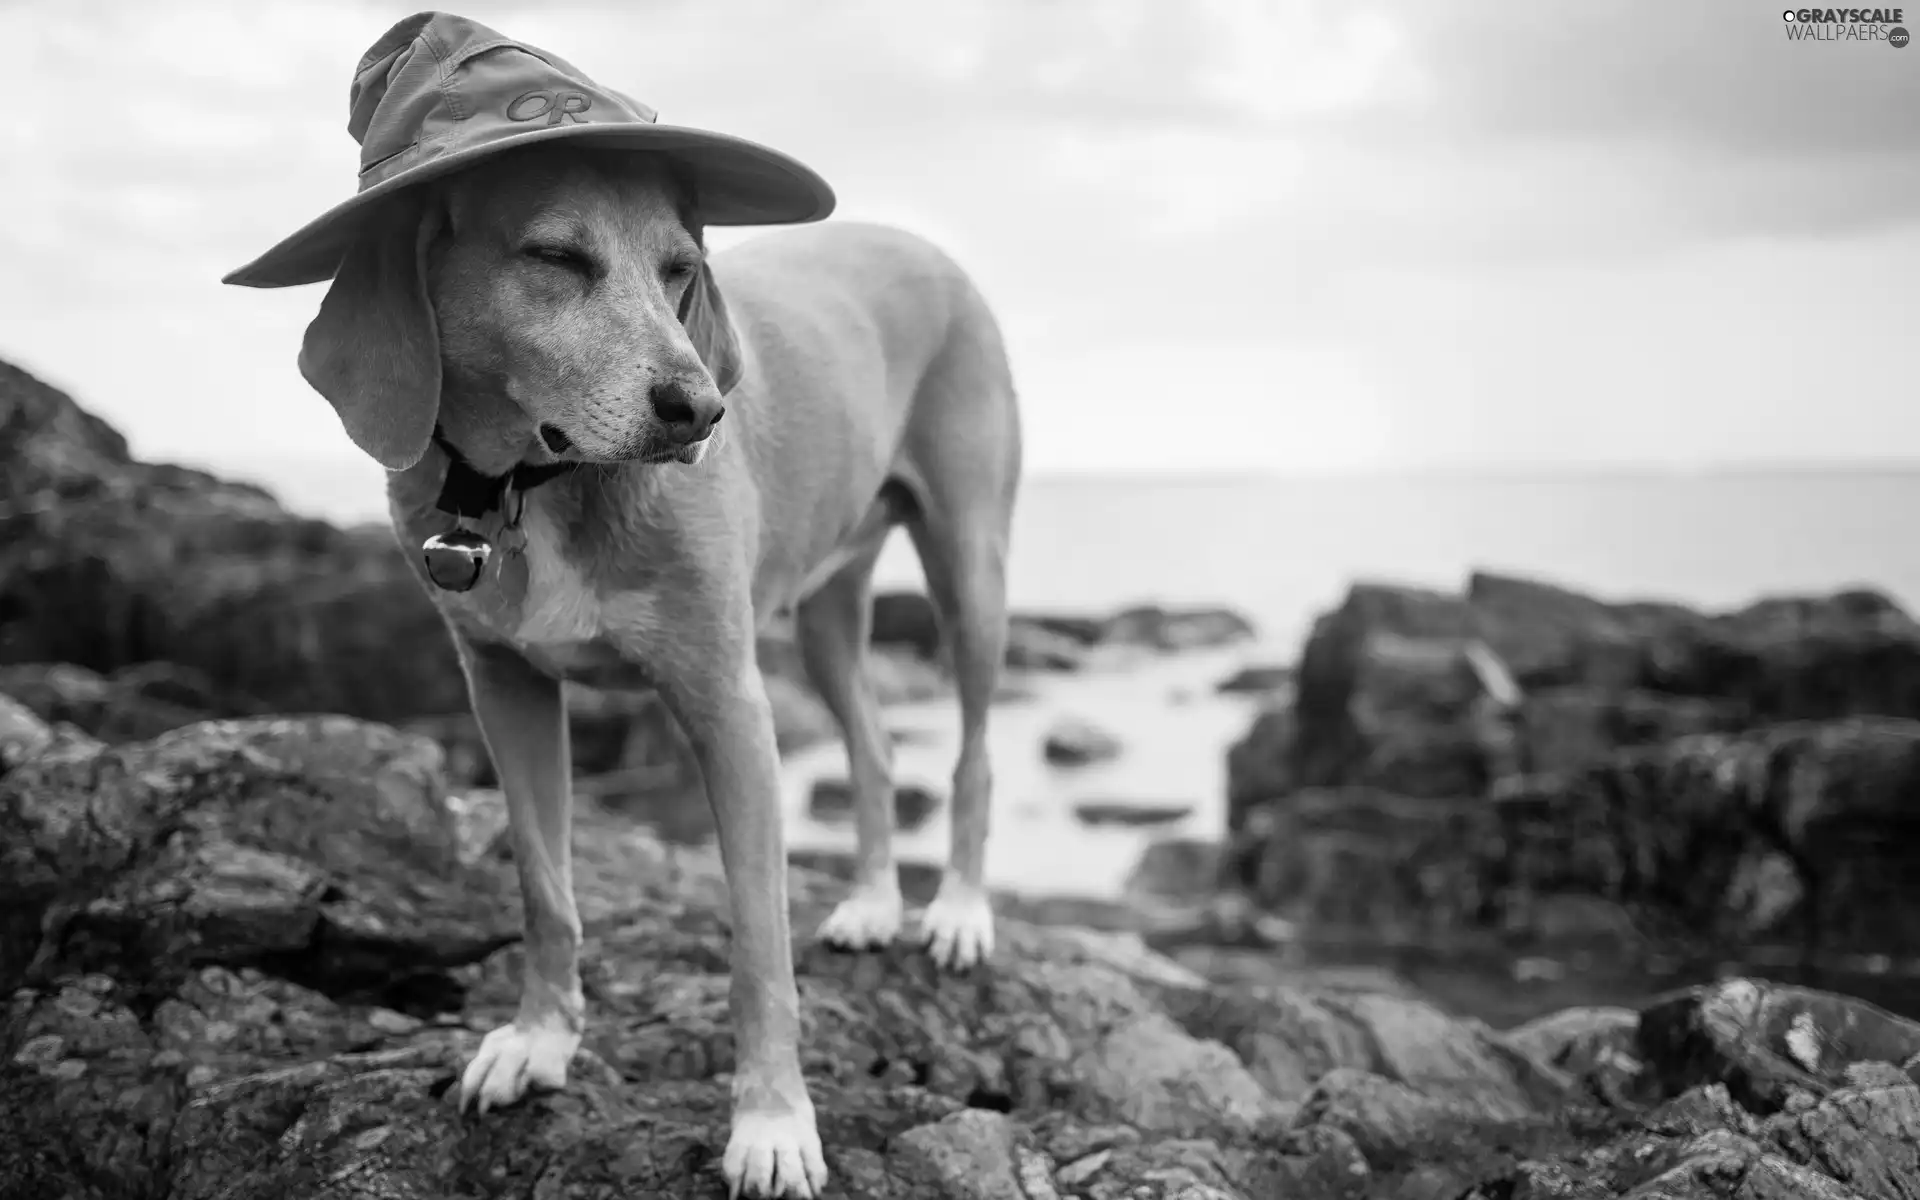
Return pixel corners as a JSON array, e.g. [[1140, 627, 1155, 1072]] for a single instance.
[[422, 529, 493, 592]]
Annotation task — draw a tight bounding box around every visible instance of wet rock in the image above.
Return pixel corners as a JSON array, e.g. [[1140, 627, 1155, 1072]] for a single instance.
[[1042, 715, 1123, 767], [806, 777, 942, 832], [1214, 662, 1295, 695], [1071, 800, 1194, 828], [1100, 604, 1257, 652], [1124, 838, 1223, 904], [1003, 621, 1087, 672], [869, 589, 943, 658]]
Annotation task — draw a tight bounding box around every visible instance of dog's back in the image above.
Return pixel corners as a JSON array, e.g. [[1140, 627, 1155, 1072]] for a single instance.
[[709, 222, 1021, 616]]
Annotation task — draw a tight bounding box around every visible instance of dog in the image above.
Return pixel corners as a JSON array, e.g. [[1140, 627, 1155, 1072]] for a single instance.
[[295, 141, 1020, 1197]]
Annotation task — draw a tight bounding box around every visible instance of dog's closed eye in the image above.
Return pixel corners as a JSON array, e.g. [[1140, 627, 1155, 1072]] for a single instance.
[[523, 243, 596, 274]]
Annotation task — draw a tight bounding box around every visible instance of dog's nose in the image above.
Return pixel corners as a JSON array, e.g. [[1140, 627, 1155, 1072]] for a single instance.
[[649, 379, 725, 444]]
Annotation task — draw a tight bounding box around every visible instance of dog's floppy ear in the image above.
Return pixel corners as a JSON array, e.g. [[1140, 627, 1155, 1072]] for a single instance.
[[297, 196, 444, 471], [677, 261, 743, 396]]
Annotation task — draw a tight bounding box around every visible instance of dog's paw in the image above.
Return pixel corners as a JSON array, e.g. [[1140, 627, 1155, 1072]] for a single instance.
[[816, 879, 904, 950], [722, 1104, 828, 1199], [457, 1018, 581, 1114], [919, 883, 995, 971]]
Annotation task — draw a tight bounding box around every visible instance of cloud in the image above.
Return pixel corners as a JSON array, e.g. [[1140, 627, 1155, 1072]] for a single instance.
[[0, 0, 1912, 504]]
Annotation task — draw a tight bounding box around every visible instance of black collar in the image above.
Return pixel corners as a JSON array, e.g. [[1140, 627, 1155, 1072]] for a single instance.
[[431, 427, 580, 520]]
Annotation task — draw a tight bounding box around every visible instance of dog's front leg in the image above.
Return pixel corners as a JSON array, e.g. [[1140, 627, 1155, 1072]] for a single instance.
[[452, 636, 584, 1112], [652, 635, 827, 1200]]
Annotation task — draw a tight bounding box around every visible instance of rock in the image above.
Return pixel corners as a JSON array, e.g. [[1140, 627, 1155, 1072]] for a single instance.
[[1124, 838, 1224, 904], [1273, 573, 1920, 804], [0, 715, 514, 999], [869, 589, 943, 658], [0, 360, 472, 722], [1099, 604, 1257, 652], [1071, 800, 1194, 828], [865, 647, 952, 704], [1041, 716, 1123, 767], [1490, 717, 1920, 962], [0, 692, 55, 775], [1214, 663, 1294, 695], [1287, 584, 1522, 799], [4, 708, 1920, 1198], [1224, 703, 1295, 835], [1511, 685, 1750, 777], [0, 661, 267, 745], [1637, 977, 1920, 1110], [868, 591, 1257, 671], [1002, 620, 1087, 672], [1222, 787, 1498, 948], [1470, 571, 1920, 723], [806, 777, 942, 832]]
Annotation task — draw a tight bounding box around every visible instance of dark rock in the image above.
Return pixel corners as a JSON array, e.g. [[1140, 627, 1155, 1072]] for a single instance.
[[1287, 585, 1521, 799], [1042, 715, 1123, 767], [1637, 977, 1920, 1111], [1277, 574, 1920, 805], [1, 360, 467, 722], [1214, 662, 1295, 695], [1511, 685, 1751, 777], [4, 709, 1919, 1198], [1071, 800, 1194, 828], [1490, 717, 1920, 962], [0, 715, 515, 1001], [1002, 619, 1087, 671], [1124, 837, 1224, 904], [0, 661, 267, 745], [806, 777, 941, 832], [1223, 787, 1498, 947], [1225, 703, 1295, 835], [868, 589, 1087, 672], [868, 589, 943, 658], [1005, 611, 1107, 646], [0, 692, 57, 776], [1100, 603, 1257, 651]]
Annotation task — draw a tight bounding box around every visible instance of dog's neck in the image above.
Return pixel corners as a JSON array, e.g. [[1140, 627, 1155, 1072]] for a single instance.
[[430, 425, 580, 520]]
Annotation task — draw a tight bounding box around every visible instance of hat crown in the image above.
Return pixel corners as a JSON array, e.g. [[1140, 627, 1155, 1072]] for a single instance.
[[344, 11, 656, 183]]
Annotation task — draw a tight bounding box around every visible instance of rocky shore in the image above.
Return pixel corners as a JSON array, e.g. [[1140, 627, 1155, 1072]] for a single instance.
[[8, 357, 1920, 1197], [1219, 571, 1920, 997]]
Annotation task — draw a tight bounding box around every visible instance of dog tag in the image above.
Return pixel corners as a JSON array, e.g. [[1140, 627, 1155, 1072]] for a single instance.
[[423, 529, 492, 592]]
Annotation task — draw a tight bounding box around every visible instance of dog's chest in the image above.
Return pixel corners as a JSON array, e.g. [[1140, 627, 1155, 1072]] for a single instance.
[[438, 500, 646, 684]]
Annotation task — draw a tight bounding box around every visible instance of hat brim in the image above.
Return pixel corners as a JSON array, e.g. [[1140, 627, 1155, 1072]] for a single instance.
[[223, 121, 836, 289]]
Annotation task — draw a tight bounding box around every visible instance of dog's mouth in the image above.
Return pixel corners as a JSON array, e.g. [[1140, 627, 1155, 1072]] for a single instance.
[[639, 441, 707, 466]]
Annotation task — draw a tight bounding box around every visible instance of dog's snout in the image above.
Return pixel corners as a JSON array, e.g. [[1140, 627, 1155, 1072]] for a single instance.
[[650, 379, 725, 444], [538, 424, 573, 454]]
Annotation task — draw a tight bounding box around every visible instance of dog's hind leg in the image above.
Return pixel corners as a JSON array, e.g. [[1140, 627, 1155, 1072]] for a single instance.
[[798, 536, 905, 950], [901, 308, 1020, 969], [906, 508, 1011, 970]]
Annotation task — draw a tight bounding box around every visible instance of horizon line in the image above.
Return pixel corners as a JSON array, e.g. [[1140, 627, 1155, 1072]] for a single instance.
[[1018, 460, 1920, 484]]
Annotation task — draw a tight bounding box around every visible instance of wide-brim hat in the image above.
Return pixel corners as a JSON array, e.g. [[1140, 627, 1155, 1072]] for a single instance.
[[224, 10, 836, 289]]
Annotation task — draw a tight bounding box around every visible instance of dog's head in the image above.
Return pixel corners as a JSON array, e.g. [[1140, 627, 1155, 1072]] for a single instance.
[[298, 144, 742, 474]]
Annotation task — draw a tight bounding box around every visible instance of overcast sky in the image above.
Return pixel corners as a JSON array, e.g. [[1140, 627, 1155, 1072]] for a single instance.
[[2, 0, 1915, 520]]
